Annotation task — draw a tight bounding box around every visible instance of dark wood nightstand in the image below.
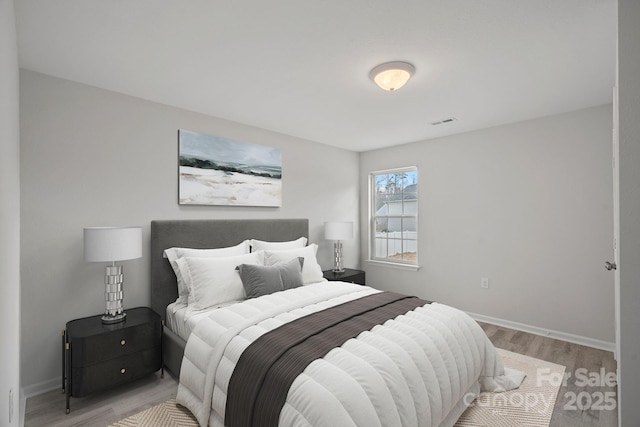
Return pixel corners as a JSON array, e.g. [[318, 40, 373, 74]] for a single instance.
[[323, 268, 366, 285], [62, 307, 162, 413]]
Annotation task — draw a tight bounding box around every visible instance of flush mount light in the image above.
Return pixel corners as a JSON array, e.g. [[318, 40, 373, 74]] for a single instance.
[[369, 61, 415, 91]]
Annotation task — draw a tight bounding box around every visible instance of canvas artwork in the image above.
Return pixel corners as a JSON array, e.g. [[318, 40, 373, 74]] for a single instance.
[[178, 129, 282, 206]]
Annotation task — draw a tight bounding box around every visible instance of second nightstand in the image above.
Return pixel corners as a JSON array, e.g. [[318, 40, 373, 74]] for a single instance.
[[63, 306, 162, 413], [323, 268, 366, 285]]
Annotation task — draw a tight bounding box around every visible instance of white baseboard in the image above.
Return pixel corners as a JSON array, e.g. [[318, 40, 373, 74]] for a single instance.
[[22, 376, 60, 399], [467, 311, 616, 353], [21, 376, 61, 426]]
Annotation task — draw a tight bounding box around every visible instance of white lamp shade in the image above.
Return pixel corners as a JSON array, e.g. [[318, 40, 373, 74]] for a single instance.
[[324, 221, 354, 241], [84, 226, 142, 262]]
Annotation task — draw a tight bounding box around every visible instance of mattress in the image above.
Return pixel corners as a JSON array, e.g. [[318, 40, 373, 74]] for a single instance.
[[166, 300, 242, 342]]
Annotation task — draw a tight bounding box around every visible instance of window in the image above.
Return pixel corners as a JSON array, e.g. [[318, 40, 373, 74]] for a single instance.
[[370, 167, 418, 266]]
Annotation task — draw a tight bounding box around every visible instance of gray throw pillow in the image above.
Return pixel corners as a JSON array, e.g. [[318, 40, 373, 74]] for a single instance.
[[279, 257, 305, 290], [237, 257, 304, 298]]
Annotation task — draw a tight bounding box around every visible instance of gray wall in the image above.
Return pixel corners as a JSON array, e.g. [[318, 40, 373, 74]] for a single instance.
[[360, 105, 614, 344], [19, 70, 360, 391], [617, 0, 640, 423], [0, 0, 21, 425]]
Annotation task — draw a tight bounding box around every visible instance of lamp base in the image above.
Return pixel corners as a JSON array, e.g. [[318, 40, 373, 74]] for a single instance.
[[103, 264, 126, 324], [332, 241, 345, 273], [102, 312, 126, 324]]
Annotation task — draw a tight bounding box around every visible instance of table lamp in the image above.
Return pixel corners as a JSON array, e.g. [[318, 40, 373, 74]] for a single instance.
[[83, 226, 142, 324], [324, 221, 354, 273]]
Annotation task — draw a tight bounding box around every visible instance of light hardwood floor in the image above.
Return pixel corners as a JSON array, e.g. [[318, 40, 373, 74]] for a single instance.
[[479, 322, 618, 427], [24, 372, 178, 427], [25, 322, 617, 427]]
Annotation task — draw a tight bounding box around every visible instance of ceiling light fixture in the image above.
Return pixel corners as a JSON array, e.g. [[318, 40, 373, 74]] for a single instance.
[[369, 61, 415, 91]]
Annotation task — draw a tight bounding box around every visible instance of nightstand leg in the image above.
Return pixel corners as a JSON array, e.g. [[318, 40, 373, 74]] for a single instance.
[[65, 338, 70, 413], [61, 330, 65, 393], [160, 319, 164, 379]]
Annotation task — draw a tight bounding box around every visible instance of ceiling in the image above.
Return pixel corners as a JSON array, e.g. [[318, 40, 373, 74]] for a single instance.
[[15, 0, 616, 152]]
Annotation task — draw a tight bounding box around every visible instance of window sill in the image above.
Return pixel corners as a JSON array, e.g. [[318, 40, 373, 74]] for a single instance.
[[366, 260, 421, 271]]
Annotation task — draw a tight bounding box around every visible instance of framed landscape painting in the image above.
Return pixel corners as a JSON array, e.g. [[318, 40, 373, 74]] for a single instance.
[[178, 129, 282, 206]]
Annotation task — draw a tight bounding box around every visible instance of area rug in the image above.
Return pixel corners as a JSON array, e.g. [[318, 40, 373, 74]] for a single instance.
[[109, 399, 197, 426], [455, 348, 565, 427], [110, 348, 564, 427]]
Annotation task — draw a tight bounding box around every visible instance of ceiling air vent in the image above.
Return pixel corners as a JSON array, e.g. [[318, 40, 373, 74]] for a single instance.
[[430, 117, 458, 126]]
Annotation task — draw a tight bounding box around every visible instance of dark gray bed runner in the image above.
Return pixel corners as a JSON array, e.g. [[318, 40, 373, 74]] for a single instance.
[[225, 291, 431, 427]]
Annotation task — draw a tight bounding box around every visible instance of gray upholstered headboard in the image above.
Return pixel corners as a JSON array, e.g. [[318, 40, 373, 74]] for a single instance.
[[150, 218, 309, 319]]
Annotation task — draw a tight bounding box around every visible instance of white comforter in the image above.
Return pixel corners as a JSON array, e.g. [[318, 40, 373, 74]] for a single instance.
[[176, 282, 523, 427]]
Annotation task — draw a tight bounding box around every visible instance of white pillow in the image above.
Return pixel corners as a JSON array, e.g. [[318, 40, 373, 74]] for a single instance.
[[180, 251, 264, 311], [250, 237, 308, 252], [264, 244, 325, 285], [164, 240, 250, 304]]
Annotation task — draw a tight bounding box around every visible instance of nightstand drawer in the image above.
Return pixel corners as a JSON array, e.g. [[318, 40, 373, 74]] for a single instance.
[[70, 321, 161, 367], [323, 268, 366, 285], [343, 271, 365, 285], [70, 346, 161, 397]]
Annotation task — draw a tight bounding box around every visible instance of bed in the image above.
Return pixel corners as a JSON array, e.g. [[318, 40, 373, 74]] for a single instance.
[[150, 219, 523, 427], [150, 219, 311, 377]]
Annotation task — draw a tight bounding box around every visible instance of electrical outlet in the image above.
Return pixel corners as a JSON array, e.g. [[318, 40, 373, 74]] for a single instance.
[[480, 278, 490, 289]]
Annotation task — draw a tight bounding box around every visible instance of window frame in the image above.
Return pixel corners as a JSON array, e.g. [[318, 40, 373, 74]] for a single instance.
[[368, 166, 419, 270]]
